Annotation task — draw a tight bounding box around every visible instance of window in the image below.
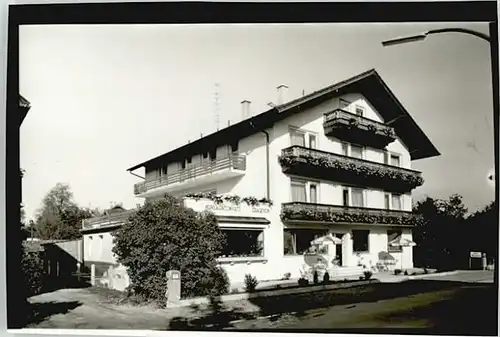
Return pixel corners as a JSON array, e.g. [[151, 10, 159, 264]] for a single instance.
[[162, 166, 168, 175], [390, 154, 400, 167], [309, 134, 317, 149], [340, 98, 351, 110], [98, 235, 104, 258], [387, 230, 402, 252], [88, 236, 93, 257], [309, 184, 318, 204], [351, 144, 363, 159], [290, 129, 306, 147], [384, 194, 391, 209], [352, 229, 369, 252], [209, 149, 217, 161], [284, 229, 329, 255], [291, 180, 307, 202], [351, 188, 364, 207], [231, 141, 239, 153], [341, 142, 349, 156], [181, 161, 186, 170], [355, 105, 364, 116], [391, 193, 402, 210], [220, 229, 264, 258], [342, 188, 349, 206]]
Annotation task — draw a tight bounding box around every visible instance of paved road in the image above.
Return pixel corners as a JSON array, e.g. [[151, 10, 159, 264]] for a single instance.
[[229, 270, 497, 334]]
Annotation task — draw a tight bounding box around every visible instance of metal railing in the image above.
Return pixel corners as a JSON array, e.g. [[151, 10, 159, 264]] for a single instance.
[[134, 155, 246, 195]]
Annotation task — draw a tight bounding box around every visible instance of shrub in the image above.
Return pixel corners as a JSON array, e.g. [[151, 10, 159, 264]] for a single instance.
[[394, 269, 402, 275], [363, 270, 373, 280], [283, 272, 291, 280], [322, 272, 330, 284], [298, 278, 309, 287], [21, 250, 44, 297], [244, 274, 258, 293], [112, 196, 229, 300], [404, 270, 408, 276]]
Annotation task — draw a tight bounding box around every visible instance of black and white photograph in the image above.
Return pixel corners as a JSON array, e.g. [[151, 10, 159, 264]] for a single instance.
[[5, 1, 498, 335]]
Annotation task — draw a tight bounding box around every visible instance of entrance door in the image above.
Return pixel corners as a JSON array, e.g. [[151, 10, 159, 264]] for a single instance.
[[333, 233, 343, 266]]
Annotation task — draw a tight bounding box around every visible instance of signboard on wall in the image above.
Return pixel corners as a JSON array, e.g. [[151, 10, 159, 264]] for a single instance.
[[470, 251, 482, 258]]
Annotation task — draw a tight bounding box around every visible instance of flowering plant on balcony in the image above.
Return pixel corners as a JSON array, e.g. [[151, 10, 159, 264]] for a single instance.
[[278, 148, 424, 191], [280, 204, 420, 227], [184, 192, 273, 206]]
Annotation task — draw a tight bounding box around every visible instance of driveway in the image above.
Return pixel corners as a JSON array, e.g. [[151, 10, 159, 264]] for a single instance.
[[24, 270, 497, 334]]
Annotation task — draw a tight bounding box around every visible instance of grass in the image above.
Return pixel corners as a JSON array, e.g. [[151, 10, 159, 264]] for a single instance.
[[87, 286, 164, 308]]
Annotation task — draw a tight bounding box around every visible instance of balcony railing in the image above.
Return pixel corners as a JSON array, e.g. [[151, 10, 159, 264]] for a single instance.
[[281, 202, 420, 227], [323, 109, 396, 148], [279, 146, 423, 193], [134, 155, 246, 195], [82, 209, 137, 230]]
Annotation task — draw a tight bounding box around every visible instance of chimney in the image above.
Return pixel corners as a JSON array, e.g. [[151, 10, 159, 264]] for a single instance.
[[241, 100, 251, 119], [277, 85, 289, 105]]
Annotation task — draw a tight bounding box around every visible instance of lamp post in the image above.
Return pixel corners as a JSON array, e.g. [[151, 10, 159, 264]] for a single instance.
[[382, 24, 498, 285], [381, 28, 491, 46]]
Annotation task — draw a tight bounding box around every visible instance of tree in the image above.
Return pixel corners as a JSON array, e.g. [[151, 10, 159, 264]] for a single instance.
[[112, 195, 229, 301], [34, 183, 96, 240], [413, 194, 469, 270], [465, 200, 497, 260]]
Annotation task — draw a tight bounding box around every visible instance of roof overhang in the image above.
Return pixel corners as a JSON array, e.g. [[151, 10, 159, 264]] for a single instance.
[[19, 95, 31, 126], [127, 69, 440, 171]]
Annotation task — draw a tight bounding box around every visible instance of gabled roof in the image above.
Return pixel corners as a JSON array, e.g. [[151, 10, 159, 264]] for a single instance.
[[128, 69, 440, 171]]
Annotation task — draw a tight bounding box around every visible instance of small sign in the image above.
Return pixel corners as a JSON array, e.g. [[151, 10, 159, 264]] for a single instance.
[[172, 273, 179, 280], [470, 251, 482, 258]]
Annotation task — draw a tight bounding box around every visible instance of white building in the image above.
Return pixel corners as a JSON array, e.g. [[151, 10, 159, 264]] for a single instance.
[[82, 69, 439, 289]]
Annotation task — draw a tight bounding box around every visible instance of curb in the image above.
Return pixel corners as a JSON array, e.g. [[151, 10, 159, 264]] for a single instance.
[[407, 270, 459, 280], [167, 279, 380, 309]]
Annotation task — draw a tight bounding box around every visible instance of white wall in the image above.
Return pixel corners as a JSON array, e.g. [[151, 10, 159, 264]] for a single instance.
[[136, 91, 417, 284], [83, 232, 118, 265]]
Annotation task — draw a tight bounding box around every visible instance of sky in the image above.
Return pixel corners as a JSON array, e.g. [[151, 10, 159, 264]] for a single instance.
[[20, 22, 495, 221]]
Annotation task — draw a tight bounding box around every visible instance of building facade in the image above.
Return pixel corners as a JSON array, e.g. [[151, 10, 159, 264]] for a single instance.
[[83, 69, 439, 289]]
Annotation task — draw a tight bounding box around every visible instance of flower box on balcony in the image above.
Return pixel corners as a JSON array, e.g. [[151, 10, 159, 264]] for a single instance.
[[323, 109, 397, 148], [278, 146, 423, 193], [281, 202, 421, 227]]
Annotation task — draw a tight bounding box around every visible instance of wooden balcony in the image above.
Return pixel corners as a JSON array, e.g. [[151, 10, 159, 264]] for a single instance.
[[323, 109, 396, 148], [81, 209, 137, 232], [134, 155, 247, 197], [279, 146, 423, 193], [281, 202, 420, 227]]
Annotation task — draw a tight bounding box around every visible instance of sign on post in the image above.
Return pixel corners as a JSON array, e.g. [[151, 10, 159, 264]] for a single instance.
[[470, 251, 482, 258], [165, 270, 181, 307], [469, 251, 482, 270]]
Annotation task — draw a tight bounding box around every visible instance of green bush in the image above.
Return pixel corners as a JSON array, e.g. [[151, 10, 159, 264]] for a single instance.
[[112, 195, 229, 300], [394, 269, 402, 275], [21, 250, 44, 297], [244, 274, 258, 293], [363, 270, 373, 280]]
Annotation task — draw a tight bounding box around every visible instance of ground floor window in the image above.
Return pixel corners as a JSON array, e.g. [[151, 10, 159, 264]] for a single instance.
[[219, 228, 264, 258], [387, 229, 403, 252], [284, 228, 328, 255], [352, 229, 369, 252]]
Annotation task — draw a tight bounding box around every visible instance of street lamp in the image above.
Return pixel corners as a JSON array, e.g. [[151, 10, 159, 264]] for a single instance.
[[381, 28, 491, 46], [382, 24, 498, 284]]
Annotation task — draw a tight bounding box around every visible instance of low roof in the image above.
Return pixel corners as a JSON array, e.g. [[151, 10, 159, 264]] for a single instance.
[[128, 69, 440, 171]]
